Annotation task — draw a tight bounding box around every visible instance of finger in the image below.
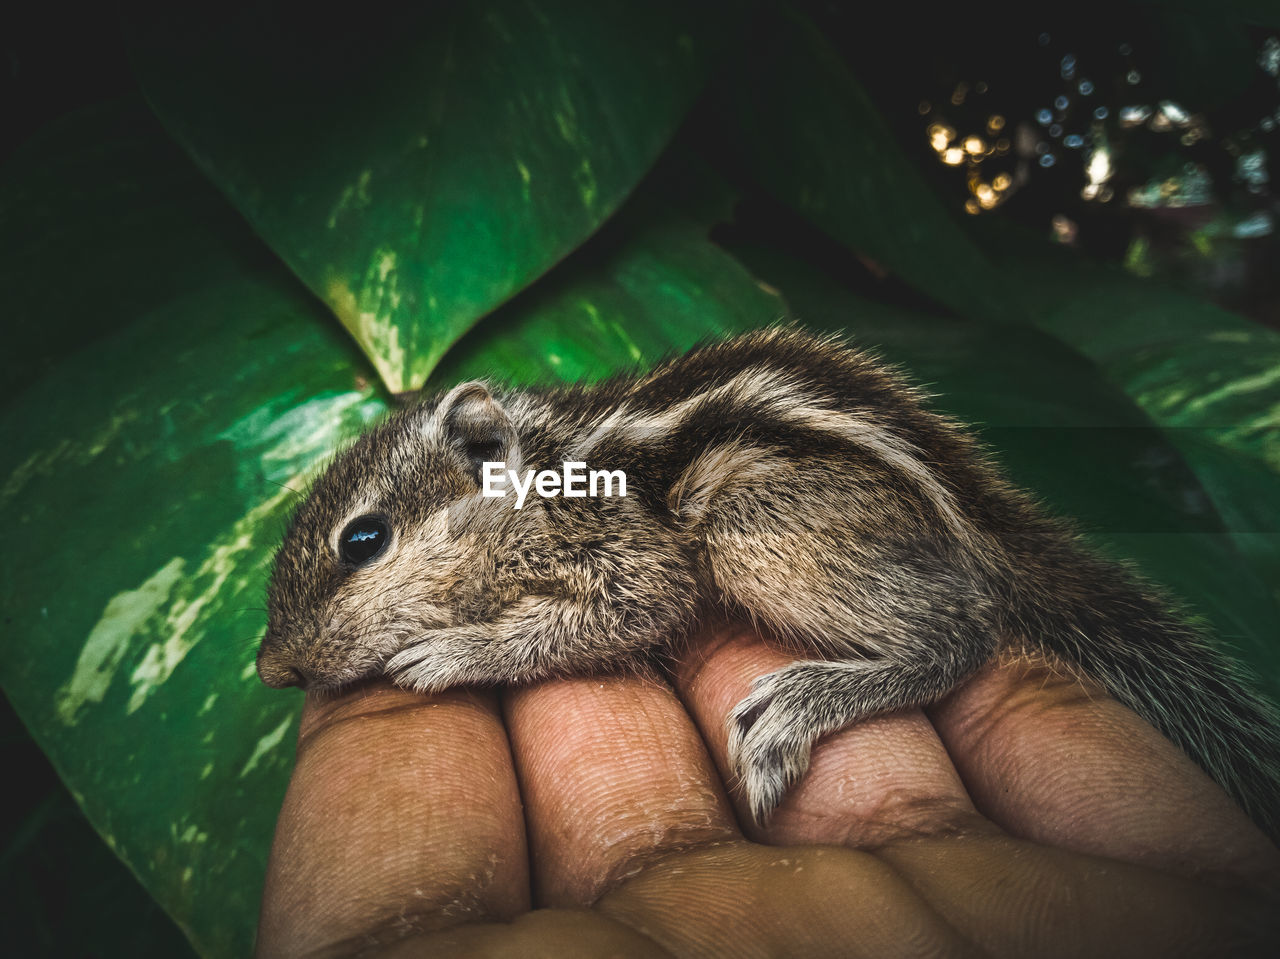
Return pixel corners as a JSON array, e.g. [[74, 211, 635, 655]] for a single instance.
[[374, 909, 670, 958], [928, 654, 1280, 881], [255, 681, 528, 959], [675, 622, 991, 847], [597, 842, 973, 959], [503, 670, 740, 909], [874, 831, 1279, 958]]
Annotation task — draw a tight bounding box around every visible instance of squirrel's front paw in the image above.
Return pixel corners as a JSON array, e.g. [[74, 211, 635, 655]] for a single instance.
[[385, 628, 489, 693]]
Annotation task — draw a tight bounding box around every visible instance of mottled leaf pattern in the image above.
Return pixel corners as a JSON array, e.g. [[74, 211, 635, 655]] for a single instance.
[[130, 0, 727, 392]]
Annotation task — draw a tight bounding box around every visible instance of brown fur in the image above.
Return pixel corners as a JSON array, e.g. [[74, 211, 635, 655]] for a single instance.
[[258, 327, 1280, 836]]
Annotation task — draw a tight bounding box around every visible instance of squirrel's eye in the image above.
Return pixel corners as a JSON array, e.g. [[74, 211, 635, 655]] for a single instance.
[[338, 515, 391, 566]]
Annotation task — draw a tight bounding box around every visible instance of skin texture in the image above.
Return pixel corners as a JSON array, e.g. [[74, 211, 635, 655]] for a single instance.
[[255, 623, 1280, 958]]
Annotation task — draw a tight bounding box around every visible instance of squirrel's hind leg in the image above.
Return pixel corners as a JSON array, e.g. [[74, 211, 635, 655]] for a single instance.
[[694, 473, 999, 823], [728, 640, 991, 824]]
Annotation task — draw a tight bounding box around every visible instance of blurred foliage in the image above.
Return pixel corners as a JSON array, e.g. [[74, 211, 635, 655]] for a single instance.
[[2, 0, 1278, 955]]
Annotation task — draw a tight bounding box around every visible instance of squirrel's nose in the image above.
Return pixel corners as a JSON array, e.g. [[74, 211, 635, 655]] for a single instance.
[[256, 644, 310, 689]]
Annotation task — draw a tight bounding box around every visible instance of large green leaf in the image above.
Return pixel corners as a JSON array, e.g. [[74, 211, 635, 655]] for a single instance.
[[974, 222, 1280, 476], [0, 273, 387, 956], [128, 0, 729, 392], [0, 147, 784, 956], [430, 211, 786, 387], [1, 97, 388, 958], [973, 225, 1280, 612]]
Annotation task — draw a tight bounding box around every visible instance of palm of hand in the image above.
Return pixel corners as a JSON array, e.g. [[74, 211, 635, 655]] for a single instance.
[[256, 625, 1279, 958]]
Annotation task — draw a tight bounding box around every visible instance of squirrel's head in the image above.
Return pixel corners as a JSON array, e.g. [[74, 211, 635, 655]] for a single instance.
[[256, 381, 530, 691]]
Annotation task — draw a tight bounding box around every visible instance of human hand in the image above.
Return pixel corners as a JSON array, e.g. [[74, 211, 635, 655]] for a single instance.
[[255, 624, 1280, 957]]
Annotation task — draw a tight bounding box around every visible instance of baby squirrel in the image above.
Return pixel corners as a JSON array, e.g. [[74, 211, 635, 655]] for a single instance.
[[258, 326, 1280, 838]]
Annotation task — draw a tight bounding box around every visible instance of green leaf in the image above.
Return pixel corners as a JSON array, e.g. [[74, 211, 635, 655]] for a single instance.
[[973, 222, 1280, 616], [129, 0, 729, 393], [977, 223, 1280, 476], [0, 124, 782, 955], [430, 207, 786, 387], [0, 273, 387, 957], [1, 100, 389, 956]]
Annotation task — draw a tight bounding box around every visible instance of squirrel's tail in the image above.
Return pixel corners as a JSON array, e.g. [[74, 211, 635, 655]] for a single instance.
[[1000, 518, 1280, 845]]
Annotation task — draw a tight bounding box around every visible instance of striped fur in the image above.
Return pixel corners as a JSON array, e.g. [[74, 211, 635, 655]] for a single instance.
[[259, 326, 1280, 837]]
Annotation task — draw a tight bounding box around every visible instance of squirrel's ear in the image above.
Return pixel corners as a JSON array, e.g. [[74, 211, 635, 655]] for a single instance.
[[437, 381, 520, 481]]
